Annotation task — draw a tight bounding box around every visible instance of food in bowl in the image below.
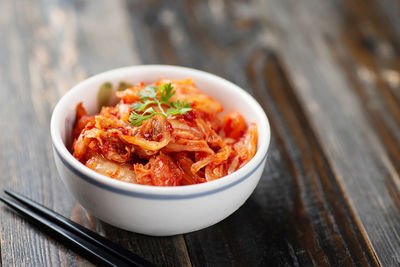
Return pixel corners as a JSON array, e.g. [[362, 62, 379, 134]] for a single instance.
[[72, 78, 258, 186], [51, 65, 270, 235]]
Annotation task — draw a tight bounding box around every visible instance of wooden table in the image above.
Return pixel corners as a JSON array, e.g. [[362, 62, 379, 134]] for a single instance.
[[1, 0, 400, 266]]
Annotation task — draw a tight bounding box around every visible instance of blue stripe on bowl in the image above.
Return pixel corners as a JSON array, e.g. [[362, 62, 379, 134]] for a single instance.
[[54, 146, 267, 200]]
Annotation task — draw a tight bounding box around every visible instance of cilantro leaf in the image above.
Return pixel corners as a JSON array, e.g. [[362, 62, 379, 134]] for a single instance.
[[159, 83, 175, 104], [128, 83, 192, 126], [139, 86, 157, 100], [129, 111, 149, 127], [132, 99, 156, 112], [167, 100, 192, 115]]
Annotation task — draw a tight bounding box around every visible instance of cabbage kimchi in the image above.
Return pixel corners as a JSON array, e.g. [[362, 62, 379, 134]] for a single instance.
[[72, 78, 257, 186]]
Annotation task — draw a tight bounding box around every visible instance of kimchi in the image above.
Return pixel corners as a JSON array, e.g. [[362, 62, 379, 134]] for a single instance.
[[72, 78, 258, 186]]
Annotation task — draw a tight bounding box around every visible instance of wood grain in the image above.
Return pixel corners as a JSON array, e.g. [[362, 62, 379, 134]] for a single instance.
[[1, 0, 400, 266]]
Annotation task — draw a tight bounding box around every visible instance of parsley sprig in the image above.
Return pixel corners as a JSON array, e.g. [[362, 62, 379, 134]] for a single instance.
[[129, 83, 192, 126]]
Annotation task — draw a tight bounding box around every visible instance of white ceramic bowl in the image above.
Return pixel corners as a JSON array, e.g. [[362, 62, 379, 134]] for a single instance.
[[51, 65, 270, 236]]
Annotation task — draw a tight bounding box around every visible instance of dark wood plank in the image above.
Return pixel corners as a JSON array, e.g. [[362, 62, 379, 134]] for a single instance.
[[256, 0, 400, 265], [330, 0, 400, 179], [251, 50, 378, 266]]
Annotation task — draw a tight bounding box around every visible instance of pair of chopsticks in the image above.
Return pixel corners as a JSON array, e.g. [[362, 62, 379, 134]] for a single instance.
[[0, 189, 155, 267]]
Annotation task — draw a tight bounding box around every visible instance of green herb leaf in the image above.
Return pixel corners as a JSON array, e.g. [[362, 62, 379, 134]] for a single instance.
[[128, 83, 192, 126], [167, 100, 192, 115], [132, 99, 156, 112], [139, 86, 157, 100], [129, 110, 153, 127], [159, 83, 175, 104]]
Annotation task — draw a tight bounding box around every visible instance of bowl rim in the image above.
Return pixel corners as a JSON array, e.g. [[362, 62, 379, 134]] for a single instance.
[[50, 65, 271, 198]]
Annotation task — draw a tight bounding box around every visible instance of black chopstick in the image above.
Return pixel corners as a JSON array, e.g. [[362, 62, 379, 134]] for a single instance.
[[4, 189, 153, 267], [0, 195, 131, 266], [0, 191, 155, 267]]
